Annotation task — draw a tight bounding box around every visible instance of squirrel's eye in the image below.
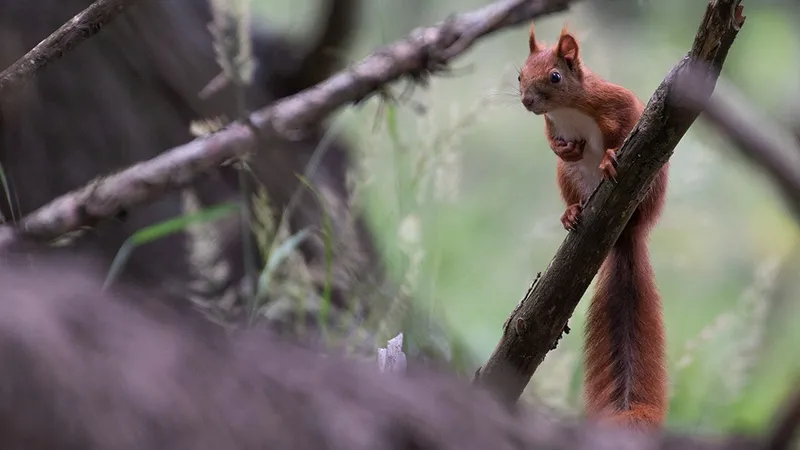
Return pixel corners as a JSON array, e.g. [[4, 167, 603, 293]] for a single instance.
[[517, 75, 521, 82], [550, 71, 562, 84]]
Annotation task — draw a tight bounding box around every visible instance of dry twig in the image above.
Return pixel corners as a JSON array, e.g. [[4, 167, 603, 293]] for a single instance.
[[474, 0, 746, 404], [0, 0, 139, 101]]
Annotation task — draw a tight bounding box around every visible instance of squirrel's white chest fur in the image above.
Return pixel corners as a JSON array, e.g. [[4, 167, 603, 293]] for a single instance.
[[546, 108, 605, 198]]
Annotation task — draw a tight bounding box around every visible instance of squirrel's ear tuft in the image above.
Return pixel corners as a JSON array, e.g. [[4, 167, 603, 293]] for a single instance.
[[556, 24, 580, 65], [529, 22, 545, 53]]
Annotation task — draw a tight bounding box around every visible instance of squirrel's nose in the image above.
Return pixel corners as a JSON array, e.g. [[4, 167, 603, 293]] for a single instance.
[[521, 94, 535, 110]]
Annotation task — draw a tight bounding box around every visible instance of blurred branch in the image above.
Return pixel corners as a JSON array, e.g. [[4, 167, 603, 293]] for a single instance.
[[474, 0, 746, 404], [0, 0, 572, 250], [0, 0, 138, 101], [0, 255, 774, 450], [675, 67, 800, 221]]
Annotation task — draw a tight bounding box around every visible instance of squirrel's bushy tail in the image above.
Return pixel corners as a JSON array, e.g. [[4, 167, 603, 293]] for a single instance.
[[583, 226, 668, 428]]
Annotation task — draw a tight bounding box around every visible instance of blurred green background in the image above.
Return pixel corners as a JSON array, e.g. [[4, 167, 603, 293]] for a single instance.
[[253, 0, 800, 436]]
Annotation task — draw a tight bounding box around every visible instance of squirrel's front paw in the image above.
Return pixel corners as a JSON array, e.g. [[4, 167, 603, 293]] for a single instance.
[[599, 149, 618, 182], [551, 138, 585, 162], [560, 203, 583, 231]]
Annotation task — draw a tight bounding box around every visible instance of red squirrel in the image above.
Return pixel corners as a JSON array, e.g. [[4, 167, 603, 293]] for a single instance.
[[518, 24, 670, 428]]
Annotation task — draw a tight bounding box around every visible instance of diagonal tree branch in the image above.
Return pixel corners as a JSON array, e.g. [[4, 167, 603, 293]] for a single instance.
[[0, 0, 573, 250], [473, 0, 746, 404], [0, 0, 139, 101]]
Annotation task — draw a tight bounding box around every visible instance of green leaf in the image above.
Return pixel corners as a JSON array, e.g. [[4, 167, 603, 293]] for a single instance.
[[0, 163, 15, 222], [104, 202, 240, 290], [285, 175, 334, 337], [385, 102, 400, 144], [257, 227, 312, 297]]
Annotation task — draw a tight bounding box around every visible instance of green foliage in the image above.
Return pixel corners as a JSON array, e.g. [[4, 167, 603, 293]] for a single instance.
[[255, 227, 311, 315], [105, 202, 240, 289], [0, 162, 15, 223]]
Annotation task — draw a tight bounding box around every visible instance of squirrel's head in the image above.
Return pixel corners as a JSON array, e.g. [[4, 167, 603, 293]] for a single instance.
[[518, 23, 584, 115]]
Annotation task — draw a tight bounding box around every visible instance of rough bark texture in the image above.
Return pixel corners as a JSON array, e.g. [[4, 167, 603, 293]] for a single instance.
[[0, 0, 139, 99], [475, 0, 747, 404]]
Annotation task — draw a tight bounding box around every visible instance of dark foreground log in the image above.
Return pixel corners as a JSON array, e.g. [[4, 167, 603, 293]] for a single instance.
[[0, 254, 767, 450]]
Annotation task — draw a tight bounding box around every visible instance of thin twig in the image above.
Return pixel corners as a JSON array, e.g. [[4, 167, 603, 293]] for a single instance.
[[474, 0, 746, 404], [265, 0, 571, 133], [0, 0, 139, 101], [0, 0, 572, 250]]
